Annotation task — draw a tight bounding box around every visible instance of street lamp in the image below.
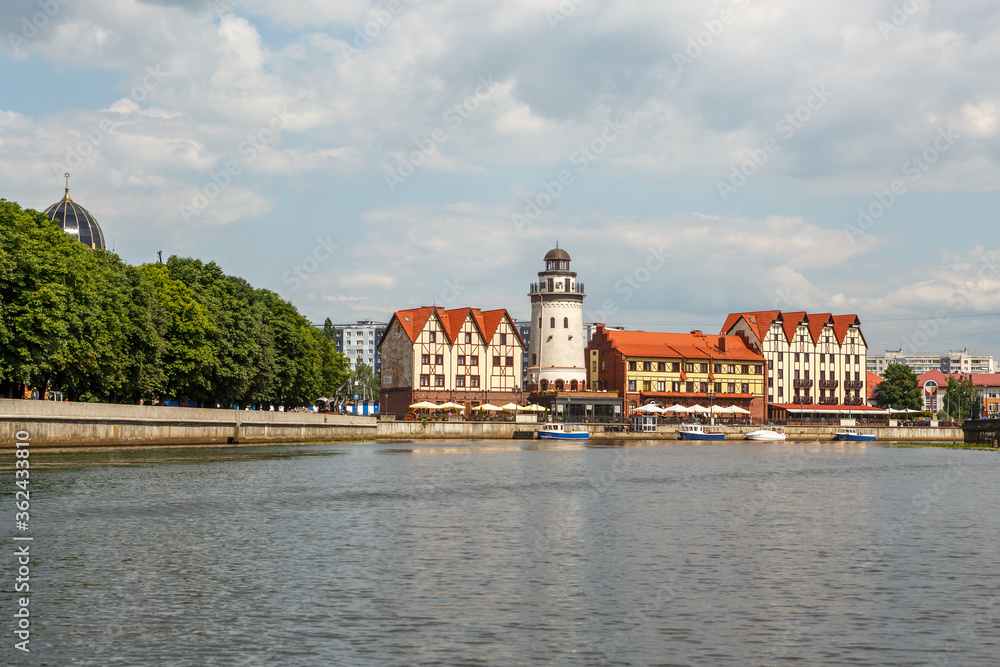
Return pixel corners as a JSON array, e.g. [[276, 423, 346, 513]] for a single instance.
[[708, 387, 716, 426]]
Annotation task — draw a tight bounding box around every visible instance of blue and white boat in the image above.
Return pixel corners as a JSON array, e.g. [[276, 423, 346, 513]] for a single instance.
[[678, 423, 726, 441], [834, 428, 876, 442], [537, 423, 589, 440]]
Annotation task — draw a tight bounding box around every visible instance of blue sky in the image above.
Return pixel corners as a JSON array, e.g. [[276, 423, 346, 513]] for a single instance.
[[3, 0, 1000, 359]]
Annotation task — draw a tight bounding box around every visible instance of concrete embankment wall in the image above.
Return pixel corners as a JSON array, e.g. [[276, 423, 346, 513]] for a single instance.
[[0, 399, 375, 447]]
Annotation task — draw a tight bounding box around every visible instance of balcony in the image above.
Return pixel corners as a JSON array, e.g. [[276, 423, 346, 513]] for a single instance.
[[529, 282, 586, 295], [793, 379, 814, 388], [845, 380, 864, 389], [820, 380, 839, 388], [792, 395, 812, 404], [819, 396, 839, 405], [844, 396, 866, 405]]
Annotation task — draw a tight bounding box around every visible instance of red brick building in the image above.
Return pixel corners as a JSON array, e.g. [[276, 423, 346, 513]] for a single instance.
[[586, 324, 767, 422]]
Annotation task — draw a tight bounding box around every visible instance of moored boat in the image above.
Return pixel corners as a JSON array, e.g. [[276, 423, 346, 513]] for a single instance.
[[537, 423, 590, 440], [834, 427, 876, 441], [746, 427, 786, 441], [678, 423, 726, 440]]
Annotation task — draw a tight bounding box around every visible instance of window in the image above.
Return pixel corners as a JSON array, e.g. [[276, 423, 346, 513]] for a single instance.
[[628, 380, 637, 391], [700, 382, 708, 392], [458, 355, 466, 366], [547, 278, 553, 292], [420, 374, 430, 387], [540, 379, 548, 390], [804, 353, 809, 363], [794, 352, 800, 362], [755, 365, 762, 374], [794, 370, 800, 380], [629, 361, 637, 371], [714, 382, 722, 393], [778, 387, 783, 397], [550, 317, 555, 328], [778, 369, 783, 379], [741, 383, 749, 394], [854, 354, 860, 364], [592, 361, 597, 372], [531, 354, 537, 365], [820, 370, 826, 381], [727, 382, 735, 393], [505, 356, 514, 367], [855, 371, 860, 381], [657, 381, 666, 391], [686, 382, 694, 392], [819, 353, 825, 363], [700, 364, 708, 373], [470, 375, 480, 388], [429, 332, 436, 343], [456, 375, 466, 387], [672, 381, 680, 391], [778, 352, 783, 361], [685, 363, 694, 372], [465, 332, 472, 344], [643, 381, 651, 391], [470, 355, 478, 366], [742, 365, 749, 374], [421, 354, 430, 365], [564, 278, 570, 291], [768, 377, 773, 387], [493, 356, 501, 367], [601, 361, 606, 371], [830, 372, 836, 381], [643, 362, 652, 371], [714, 364, 722, 373], [435, 354, 443, 365], [434, 375, 444, 387], [658, 362, 666, 372], [672, 362, 680, 372], [804, 370, 810, 380], [500, 333, 507, 345]]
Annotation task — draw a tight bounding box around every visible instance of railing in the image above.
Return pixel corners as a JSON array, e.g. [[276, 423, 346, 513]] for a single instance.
[[845, 380, 864, 389], [819, 396, 838, 405], [792, 395, 812, 404], [844, 396, 866, 405], [793, 379, 813, 388], [820, 380, 839, 388], [528, 282, 586, 294]]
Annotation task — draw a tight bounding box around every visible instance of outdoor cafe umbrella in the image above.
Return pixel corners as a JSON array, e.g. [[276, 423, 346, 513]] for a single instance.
[[473, 403, 503, 411], [523, 404, 548, 412], [662, 404, 690, 413], [409, 401, 441, 410], [687, 404, 710, 413], [728, 405, 751, 414], [500, 403, 521, 411], [438, 401, 465, 410], [633, 403, 663, 414], [709, 405, 730, 414]]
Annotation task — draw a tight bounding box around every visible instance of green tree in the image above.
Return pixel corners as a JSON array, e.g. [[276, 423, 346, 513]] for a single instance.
[[944, 375, 978, 420], [352, 360, 381, 401], [322, 318, 336, 341], [873, 363, 922, 410]]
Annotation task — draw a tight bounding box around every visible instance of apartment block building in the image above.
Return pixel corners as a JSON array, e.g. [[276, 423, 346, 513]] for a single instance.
[[868, 348, 996, 375]]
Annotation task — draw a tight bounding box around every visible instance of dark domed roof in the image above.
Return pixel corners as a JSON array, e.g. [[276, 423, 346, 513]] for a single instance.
[[544, 246, 570, 262], [43, 175, 106, 250]]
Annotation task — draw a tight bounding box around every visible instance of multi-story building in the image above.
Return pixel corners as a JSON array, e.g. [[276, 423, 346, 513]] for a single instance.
[[917, 370, 1000, 417], [867, 348, 995, 375], [514, 319, 532, 389], [526, 246, 588, 392], [377, 306, 525, 416], [587, 324, 767, 422], [721, 311, 868, 417], [330, 320, 387, 372]]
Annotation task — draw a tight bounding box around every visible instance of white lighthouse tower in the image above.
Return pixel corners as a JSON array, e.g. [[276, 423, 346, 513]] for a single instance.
[[527, 246, 587, 392]]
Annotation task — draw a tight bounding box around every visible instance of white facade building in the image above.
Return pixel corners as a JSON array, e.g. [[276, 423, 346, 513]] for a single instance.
[[526, 247, 587, 392], [868, 348, 995, 376], [331, 320, 387, 371]]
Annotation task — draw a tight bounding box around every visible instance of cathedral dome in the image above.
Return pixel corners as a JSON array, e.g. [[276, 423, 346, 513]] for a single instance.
[[43, 174, 106, 250]]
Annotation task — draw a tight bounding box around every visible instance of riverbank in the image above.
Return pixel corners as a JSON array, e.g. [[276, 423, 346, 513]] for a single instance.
[[0, 400, 965, 447]]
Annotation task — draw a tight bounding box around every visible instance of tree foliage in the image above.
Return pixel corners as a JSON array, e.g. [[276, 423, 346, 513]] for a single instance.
[[873, 363, 922, 410], [0, 199, 350, 405], [944, 375, 979, 420]]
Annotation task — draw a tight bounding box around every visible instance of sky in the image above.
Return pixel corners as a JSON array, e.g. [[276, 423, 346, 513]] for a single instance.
[[2, 0, 1000, 359]]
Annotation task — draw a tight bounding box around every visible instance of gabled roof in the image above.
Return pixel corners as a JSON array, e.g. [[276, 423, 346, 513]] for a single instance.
[[831, 314, 863, 345], [806, 313, 833, 344], [867, 372, 883, 399], [600, 329, 763, 362], [781, 312, 807, 343], [720, 310, 781, 341], [378, 306, 524, 349]]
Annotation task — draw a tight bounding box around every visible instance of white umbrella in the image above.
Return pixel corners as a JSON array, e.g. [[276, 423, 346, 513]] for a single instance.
[[687, 404, 710, 413], [523, 404, 548, 412], [662, 404, 690, 413], [729, 405, 751, 415], [709, 405, 730, 414], [409, 401, 441, 410], [474, 403, 503, 411], [633, 403, 662, 414], [438, 401, 465, 410], [500, 403, 521, 411]]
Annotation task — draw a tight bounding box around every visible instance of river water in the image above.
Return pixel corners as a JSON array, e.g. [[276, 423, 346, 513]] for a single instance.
[[6, 440, 1000, 665]]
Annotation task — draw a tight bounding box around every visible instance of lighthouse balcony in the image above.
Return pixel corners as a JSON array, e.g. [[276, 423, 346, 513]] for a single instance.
[[529, 281, 586, 295]]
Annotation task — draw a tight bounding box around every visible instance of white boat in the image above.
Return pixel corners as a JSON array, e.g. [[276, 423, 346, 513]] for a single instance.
[[678, 423, 726, 440], [537, 423, 589, 440], [835, 427, 876, 442], [746, 427, 786, 441]]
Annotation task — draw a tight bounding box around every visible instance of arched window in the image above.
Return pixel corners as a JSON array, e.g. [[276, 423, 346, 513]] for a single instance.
[[570, 380, 578, 390], [550, 317, 555, 328], [563, 317, 568, 328], [531, 354, 537, 365], [555, 379, 565, 390], [540, 379, 549, 390]]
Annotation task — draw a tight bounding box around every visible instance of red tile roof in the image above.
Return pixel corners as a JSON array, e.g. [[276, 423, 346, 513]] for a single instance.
[[381, 306, 524, 348], [601, 329, 763, 362], [723, 310, 864, 345], [866, 372, 883, 399], [924, 371, 1000, 387], [719, 310, 781, 341]]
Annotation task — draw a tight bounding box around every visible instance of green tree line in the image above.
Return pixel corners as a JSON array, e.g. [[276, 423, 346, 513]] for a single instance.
[[1, 199, 350, 406]]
